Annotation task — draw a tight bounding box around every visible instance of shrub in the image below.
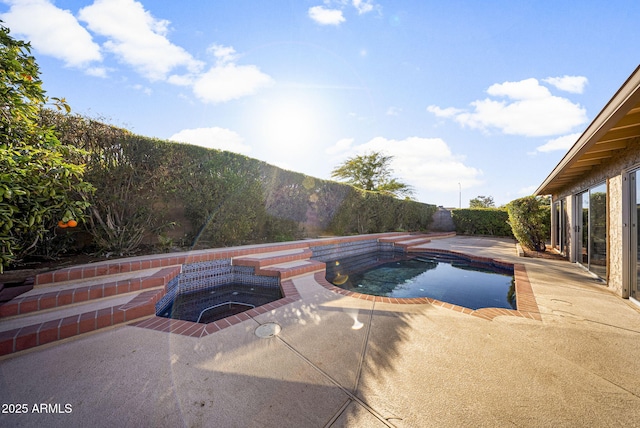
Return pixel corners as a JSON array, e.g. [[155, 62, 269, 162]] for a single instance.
[[506, 196, 550, 251], [451, 208, 513, 236], [1, 25, 93, 270], [37, 111, 437, 254]]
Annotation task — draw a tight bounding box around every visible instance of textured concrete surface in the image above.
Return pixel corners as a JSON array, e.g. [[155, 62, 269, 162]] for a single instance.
[[1, 236, 640, 427]]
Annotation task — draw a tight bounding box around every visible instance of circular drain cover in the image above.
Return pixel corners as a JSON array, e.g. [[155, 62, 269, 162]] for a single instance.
[[255, 322, 281, 338]]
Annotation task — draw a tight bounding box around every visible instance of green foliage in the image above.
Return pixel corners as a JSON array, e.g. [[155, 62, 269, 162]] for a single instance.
[[451, 208, 512, 236], [0, 23, 92, 270], [469, 195, 495, 208], [506, 196, 550, 251], [331, 151, 414, 198], [39, 110, 437, 254], [327, 187, 435, 235]]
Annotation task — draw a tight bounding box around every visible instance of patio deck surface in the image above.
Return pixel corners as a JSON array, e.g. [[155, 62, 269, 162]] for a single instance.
[[1, 235, 640, 427]]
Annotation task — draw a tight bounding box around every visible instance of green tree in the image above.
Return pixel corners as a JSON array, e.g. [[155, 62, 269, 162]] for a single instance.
[[0, 23, 93, 271], [330, 151, 414, 198], [469, 195, 495, 208]]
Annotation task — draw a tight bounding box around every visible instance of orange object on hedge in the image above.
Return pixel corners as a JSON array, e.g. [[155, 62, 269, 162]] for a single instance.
[[67, 219, 78, 228], [58, 221, 68, 228]]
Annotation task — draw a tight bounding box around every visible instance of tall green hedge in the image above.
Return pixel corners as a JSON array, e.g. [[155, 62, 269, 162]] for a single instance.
[[451, 208, 513, 237], [38, 111, 436, 255]]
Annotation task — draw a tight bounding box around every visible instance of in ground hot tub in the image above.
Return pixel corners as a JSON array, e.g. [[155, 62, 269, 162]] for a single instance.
[[155, 259, 283, 324], [158, 283, 282, 324]]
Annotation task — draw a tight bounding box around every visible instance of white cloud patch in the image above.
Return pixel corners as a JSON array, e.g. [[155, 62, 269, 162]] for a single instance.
[[386, 106, 402, 116], [535, 132, 581, 153], [325, 138, 355, 155], [1, 0, 102, 69], [308, 6, 345, 25], [517, 185, 538, 195], [308, 1, 379, 24], [2, 0, 273, 103], [331, 136, 483, 192], [543, 75, 588, 94], [353, 0, 375, 14], [428, 78, 588, 137], [189, 45, 274, 104], [169, 127, 251, 154], [78, 0, 203, 81], [427, 105, 464, 118]]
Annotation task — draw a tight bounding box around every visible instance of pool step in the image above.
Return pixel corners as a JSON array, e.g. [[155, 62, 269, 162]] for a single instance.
[[233, 248, 325, 279], [379, 232, 456, 251], [0, 267, 180, 356], [1, 266, 180, 318]]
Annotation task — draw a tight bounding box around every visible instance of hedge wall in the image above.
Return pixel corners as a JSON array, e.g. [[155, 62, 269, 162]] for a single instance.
[[40, 111, 436, 255], [451, 208, 513, 237]]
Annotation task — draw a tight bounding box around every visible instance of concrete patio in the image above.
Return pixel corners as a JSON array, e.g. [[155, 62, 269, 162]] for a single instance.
[[1, 235, 640, 427]]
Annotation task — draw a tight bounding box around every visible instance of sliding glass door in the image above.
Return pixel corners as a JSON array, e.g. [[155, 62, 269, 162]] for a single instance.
[[589, 183, 607, 279], [576, 183, 607, 279], [631, 171, 640, 301], [553, 200, 567, 255]]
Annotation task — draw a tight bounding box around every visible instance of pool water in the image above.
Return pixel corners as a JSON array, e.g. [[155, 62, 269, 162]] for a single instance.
[[325, 252, 516, 310], [158, 283, 282, 324]]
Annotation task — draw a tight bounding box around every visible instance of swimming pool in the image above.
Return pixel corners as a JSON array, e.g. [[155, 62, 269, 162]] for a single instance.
[[324, 251, 516, 310]]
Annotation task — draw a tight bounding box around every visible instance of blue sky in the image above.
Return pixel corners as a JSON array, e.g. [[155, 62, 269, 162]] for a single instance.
[[2, 0, 639, 207]]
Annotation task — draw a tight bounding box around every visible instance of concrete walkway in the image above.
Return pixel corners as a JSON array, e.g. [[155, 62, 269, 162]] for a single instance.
[[1, 236, 640, 427]]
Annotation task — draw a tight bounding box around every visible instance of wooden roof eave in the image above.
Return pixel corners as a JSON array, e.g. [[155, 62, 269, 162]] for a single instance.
[[535, 65, 640, 196]]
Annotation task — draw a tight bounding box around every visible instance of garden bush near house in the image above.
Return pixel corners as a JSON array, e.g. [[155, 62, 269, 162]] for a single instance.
[[451, 208, 513, 237], [506, 196, 550, 251]]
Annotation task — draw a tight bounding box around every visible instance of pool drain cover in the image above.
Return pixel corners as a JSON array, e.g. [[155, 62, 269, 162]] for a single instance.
[[255, 322, 281, 338]]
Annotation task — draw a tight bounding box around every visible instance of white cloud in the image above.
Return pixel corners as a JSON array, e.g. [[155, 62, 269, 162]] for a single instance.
[[427, 105, 464, 118], [192, 63, 274, 104], [517, 185, 538, 195], [534, 132, 581, 153], [2, 0, 278, 105], [208, 44, 238, 64], [428, 78, 587, 137], [308, 6, 345, 25], [333, 136, 483, 192], [386, 106, 402, 116], [1, 0, 102, 68], [169, 127, 251, 154], [543, 75, 588, 94], [487, 78, 551, 99], [325, 138, 355, 155], [353, 0, 375, 14], [78, 0, 203, 81]]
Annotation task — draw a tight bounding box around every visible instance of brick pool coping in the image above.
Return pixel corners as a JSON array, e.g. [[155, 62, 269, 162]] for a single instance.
[[1, 233, 540, 354], [133, 245, 540, 338]]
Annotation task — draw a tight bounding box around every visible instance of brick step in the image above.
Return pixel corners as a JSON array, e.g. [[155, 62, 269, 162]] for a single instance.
[[0, 287, 164, 356], [232, 248, 329, 279], [377, 234, 416, 244], [393, 236, 434, 248], [33, 242, 313, 286], [1, 266, 180, 318], [259, 259, 326, 279], [232, 248, 313, 269]]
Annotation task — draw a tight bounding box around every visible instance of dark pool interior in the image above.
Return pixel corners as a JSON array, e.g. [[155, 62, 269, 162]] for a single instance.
[[325, 251, 516, 310], [158, 283, 282, 324]]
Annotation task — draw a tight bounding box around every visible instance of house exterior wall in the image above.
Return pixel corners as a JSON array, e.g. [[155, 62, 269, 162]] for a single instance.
[[550, 141, 640, 297]]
